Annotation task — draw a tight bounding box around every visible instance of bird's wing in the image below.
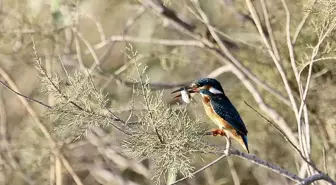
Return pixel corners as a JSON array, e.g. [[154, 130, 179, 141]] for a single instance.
[[210, 95, 248, 135]]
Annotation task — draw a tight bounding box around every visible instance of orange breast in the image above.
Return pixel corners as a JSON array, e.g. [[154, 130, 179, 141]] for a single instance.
[[202, 97, 234, 130]]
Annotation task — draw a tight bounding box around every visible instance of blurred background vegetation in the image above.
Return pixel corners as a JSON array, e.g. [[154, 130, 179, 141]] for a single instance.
[[0, 0, 335, 185]]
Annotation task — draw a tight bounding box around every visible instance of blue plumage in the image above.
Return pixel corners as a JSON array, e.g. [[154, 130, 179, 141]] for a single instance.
[[199, 88, 249, 152], [193, 78, 224, 94], [242, 135, 249, 153], [209, 94, 248, 135], [171, 78, 249, 152]]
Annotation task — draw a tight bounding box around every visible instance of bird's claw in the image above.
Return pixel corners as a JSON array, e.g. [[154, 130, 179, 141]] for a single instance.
[[210, 128, 225, 137]]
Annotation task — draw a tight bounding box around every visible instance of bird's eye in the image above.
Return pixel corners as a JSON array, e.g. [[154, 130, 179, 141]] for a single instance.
[[191, 84, 198, 88]]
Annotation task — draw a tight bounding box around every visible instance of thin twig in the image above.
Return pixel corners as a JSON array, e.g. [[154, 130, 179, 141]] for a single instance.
[[300, 173, 336, 185], [246, 0, 299, 117], [296, 21, 336, 171], [244, 101, 318, 171], [322, 148, 327, 174], [74, 29, 86, 71], [230, 150, 302, 182], [1, 76, 130, 135], [260, 0, 280, 61], [227, 158, 240, 185], [55, 155, 62, 185], [0, 80, 52, 109], [280, 0, 312, 170], [72, 29, 102, 73], [98, 6, 145, 65], [171, 147, 305, 185], [88, 34, 290, 107], [170, 138, 231, 185], [0, 66, 84, 185], [90, 36, 204, 52], [299, 57, 336, 75], [292, 0, 317, 44], [170, 153, 228, 185], [281, 0, 301, 95], [243, 101, 336, 185], [50, 155, 55, 185], [34, 40, 132, 135], [125, 45, 165, 144], [0, 87, 36, 185], [207, 65, 233, 78]]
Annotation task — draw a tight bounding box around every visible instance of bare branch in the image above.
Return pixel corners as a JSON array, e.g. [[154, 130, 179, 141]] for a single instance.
[[0, 80, 52, 109], [300, 173, 336, 185], [260, 0, 281, 61], [170, 138, 232, 185], [171, 148, 304, 185], [281, 0, 301, 94], [244, 102, 317, 171], [90, 36, 204, 52], [292, 0, 317, 44], [141, 0, 196, 33], [170, 153, 228, 185], [246, 0, 299, 117], [227, 157, 240, 185], [207, 65, 233, 78], [99, 6, 145, 65], [279, 1, 313, 174], [299, 57, 336, 74], [244, 102, 336, 185], [230, 150, 302, 182]]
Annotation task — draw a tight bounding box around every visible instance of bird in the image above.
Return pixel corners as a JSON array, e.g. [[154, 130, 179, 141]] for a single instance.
[[171, 78, 249, 153]]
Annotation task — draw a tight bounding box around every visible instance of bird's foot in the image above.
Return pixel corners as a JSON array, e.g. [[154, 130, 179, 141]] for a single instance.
[[210, 128, 225, 137]]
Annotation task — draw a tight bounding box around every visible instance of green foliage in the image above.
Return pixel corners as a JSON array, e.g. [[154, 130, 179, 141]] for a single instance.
[[35, 58, 113, 140], [314, 0, 336, 17], [122, 98, 209, 183], [121, 45, 211, 184]]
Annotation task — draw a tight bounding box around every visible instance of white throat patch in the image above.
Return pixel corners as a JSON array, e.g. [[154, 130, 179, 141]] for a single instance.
[[209, 87, 223, 94]]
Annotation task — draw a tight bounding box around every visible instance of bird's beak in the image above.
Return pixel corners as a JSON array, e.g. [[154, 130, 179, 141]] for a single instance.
[[171, 86, 198, 99]]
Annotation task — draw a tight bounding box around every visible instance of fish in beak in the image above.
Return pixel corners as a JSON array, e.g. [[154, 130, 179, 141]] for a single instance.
[[171, 85, 198, 103]]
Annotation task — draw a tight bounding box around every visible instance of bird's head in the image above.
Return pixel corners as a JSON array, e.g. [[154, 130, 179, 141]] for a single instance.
[[171, 78, 224, 100], [172, 78, 224, 95], [191, 78, 224, 94]]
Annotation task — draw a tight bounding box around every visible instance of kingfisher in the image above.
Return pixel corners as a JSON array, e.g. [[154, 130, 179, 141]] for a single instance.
[[172, 78, 249, 153]]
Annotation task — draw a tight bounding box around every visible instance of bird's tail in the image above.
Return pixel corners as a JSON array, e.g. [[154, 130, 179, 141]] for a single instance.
[[237, 134, 249, 153]]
